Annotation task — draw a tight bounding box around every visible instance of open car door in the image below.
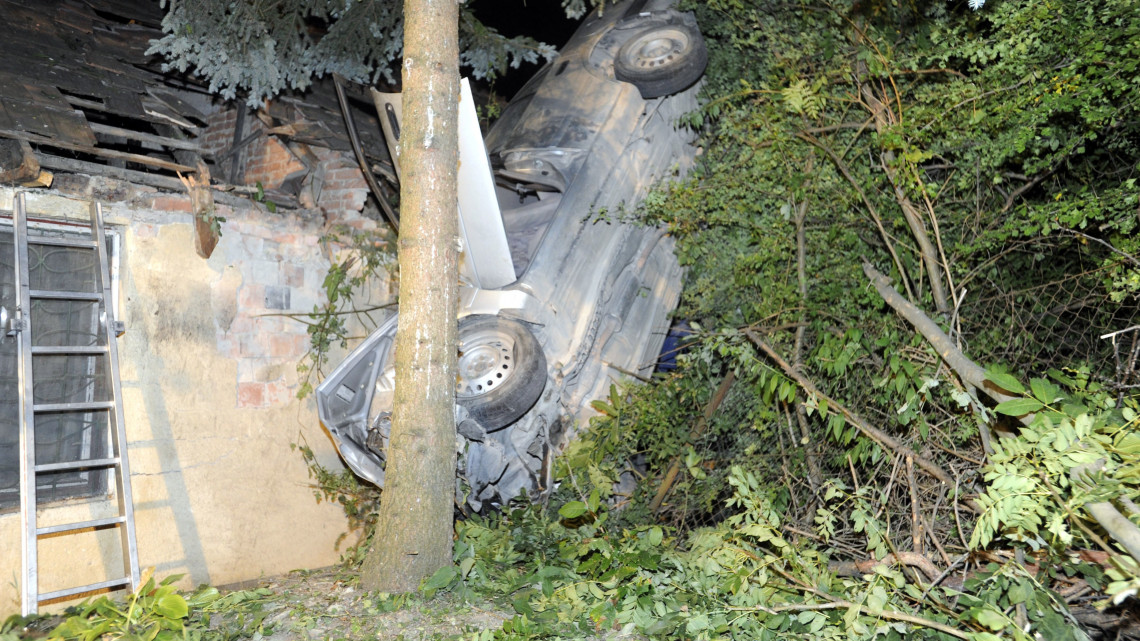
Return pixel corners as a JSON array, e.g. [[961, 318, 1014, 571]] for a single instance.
[[371, 79, 516, 289]]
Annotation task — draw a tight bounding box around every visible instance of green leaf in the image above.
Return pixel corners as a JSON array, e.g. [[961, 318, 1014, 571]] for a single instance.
[[974, 608, 1007, 631], [995, 398, 1044, 416], [153, 593, 188, 619], [421, 565, 457, 592], [647, 526, 663, 546], [1007, 579, 1033, 605], [986, 368, 1026, 395], [1030, 378, 1059, 404], [685, 613, 710, 633], [587, 488, 600, 513], [559, 501, 588, 519]]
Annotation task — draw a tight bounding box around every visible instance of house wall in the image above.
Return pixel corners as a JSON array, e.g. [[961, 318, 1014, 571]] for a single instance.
[[0, 168, 390, 612]]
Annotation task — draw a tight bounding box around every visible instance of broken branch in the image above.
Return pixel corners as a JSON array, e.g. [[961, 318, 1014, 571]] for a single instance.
[[650, 371, 736, 513], [862, 262, 1021, 409], [742, 329, 979, 513]]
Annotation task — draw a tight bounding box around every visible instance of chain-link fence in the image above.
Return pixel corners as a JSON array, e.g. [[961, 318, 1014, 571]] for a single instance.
[[647, 235, 1138, 536]]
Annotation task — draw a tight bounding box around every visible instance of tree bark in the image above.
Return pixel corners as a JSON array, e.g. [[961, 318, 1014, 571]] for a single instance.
[[862, 262, 1019, 406], [361, 0, 460, 593], [853, 59, 950, 314]]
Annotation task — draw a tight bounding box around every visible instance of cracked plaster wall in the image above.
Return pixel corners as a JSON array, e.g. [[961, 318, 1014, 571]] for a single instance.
[[0, 176, 390, 613]]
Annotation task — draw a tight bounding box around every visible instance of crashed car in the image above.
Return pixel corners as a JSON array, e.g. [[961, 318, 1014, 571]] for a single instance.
[[316, 0, 706, 511]]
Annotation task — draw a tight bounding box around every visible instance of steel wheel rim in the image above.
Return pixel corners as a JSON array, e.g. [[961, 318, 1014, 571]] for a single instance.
[[623, 28, 689, 69], [456, 328, 515, 398]]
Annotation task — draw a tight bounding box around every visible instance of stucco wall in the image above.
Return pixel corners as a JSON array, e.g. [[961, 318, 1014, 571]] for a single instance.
[[0, 176, 389, 613]]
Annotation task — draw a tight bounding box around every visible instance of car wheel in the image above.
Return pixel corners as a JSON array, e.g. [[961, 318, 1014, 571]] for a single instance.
[[613, 18, 707, 99], [455, 314, 547, 429]]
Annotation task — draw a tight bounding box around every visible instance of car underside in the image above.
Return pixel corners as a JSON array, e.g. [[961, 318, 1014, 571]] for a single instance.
[[316, 0, 705, 511]]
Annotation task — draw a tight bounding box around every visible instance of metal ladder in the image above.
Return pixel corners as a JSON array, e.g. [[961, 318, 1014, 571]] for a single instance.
[[11, 192, 140, 614]]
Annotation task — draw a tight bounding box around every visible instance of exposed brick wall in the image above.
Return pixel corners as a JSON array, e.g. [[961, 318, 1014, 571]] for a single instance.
[[243, 133, 307, 189], [199, 103, 376, 228], [214, 212, 329, 408], [314, 147, 370, 226], [200, 109, 237, 160]]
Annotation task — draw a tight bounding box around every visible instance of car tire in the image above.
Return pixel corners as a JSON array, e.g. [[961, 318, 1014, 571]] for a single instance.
[[613, 17, 707, 99], [455, 314, 547, 430]]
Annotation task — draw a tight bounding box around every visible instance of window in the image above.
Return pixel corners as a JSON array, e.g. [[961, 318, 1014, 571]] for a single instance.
[[0, 216, 121, 511]]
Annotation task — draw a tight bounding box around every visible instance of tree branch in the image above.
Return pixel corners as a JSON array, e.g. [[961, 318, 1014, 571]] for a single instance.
[[650, 372, 736, 513], [742, 329, 979, 512], [862, 262, 1021, 409]]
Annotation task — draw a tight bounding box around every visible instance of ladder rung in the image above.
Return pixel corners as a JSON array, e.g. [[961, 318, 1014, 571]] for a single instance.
[[26, 236, 97, 249], [29, 289, 102, 301], [35, 457, 120, 473], [33, 401, 114, 413], [37, 516, 126, 536], [39, 577, 131, 602], [32, 345, 108, 355]]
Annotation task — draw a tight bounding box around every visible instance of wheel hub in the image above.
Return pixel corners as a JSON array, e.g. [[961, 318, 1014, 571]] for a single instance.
[[628, 29, 687, 68], [457, 340, 513, 397]]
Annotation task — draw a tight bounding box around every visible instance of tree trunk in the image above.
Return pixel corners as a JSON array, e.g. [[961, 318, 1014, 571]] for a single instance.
[[360, 0, 460, 593]]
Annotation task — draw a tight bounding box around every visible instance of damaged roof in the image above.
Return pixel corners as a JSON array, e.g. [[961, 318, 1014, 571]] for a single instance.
[[0, 0, 387, 200]]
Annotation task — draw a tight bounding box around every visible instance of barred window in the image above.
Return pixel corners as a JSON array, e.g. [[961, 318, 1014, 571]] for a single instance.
[[0, 217, 121, 511]]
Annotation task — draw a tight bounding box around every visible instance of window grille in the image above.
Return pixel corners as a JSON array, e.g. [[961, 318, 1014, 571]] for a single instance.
[[0, 218, 121, 511]]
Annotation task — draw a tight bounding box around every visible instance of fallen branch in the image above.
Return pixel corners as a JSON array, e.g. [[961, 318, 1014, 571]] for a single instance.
[[760, 565, 972, 639], [862, 262, 1021, 409], [1073, 462, 1140, 565], [742, 329, 980, 514], [650, 372, 736, 513], [866, 261, 1140, 566], [829, 551, 941, 582]]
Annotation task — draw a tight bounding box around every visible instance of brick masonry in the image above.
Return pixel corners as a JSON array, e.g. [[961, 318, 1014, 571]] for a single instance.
[[200, 105, 374, 231], [45, 100, 392, 410]]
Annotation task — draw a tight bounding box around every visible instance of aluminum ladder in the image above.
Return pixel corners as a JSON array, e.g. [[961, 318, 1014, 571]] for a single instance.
[[11, 192, 140, 614]]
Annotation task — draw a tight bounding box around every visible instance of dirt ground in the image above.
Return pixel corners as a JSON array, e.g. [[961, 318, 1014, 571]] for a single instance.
[[215, 567, 514, 641]]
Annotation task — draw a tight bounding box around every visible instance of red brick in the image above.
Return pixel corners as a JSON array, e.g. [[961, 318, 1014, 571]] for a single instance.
[[237, 382, 266, 408], [264, 381, 292, 406], [237, 284, 265, 310], [269, 333, 304, 358], [150, 196, 193, 212]]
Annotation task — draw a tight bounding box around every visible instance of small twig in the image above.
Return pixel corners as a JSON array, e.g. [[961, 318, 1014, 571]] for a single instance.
[[746, 329, 978, 511], [876, 454, 903, 519], [1101, 325, 1140, 340], [796, 131, 917, 302], [765, 565, 971, 639], [929, 440, 984, 467], [920, 553, 969, 602], [907, 456, 923, 555], [649, 372, 736, 513]]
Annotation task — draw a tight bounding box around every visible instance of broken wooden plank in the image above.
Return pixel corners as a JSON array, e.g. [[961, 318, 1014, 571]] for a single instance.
[[146, 87, 207, 123], [35, 152, 257, 208], [89, 122, 200, 152], [141, 94, 197, 129], [61, 95, 202, 135], [0, 138, 51, 186], [3, 128, 195, 173]]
